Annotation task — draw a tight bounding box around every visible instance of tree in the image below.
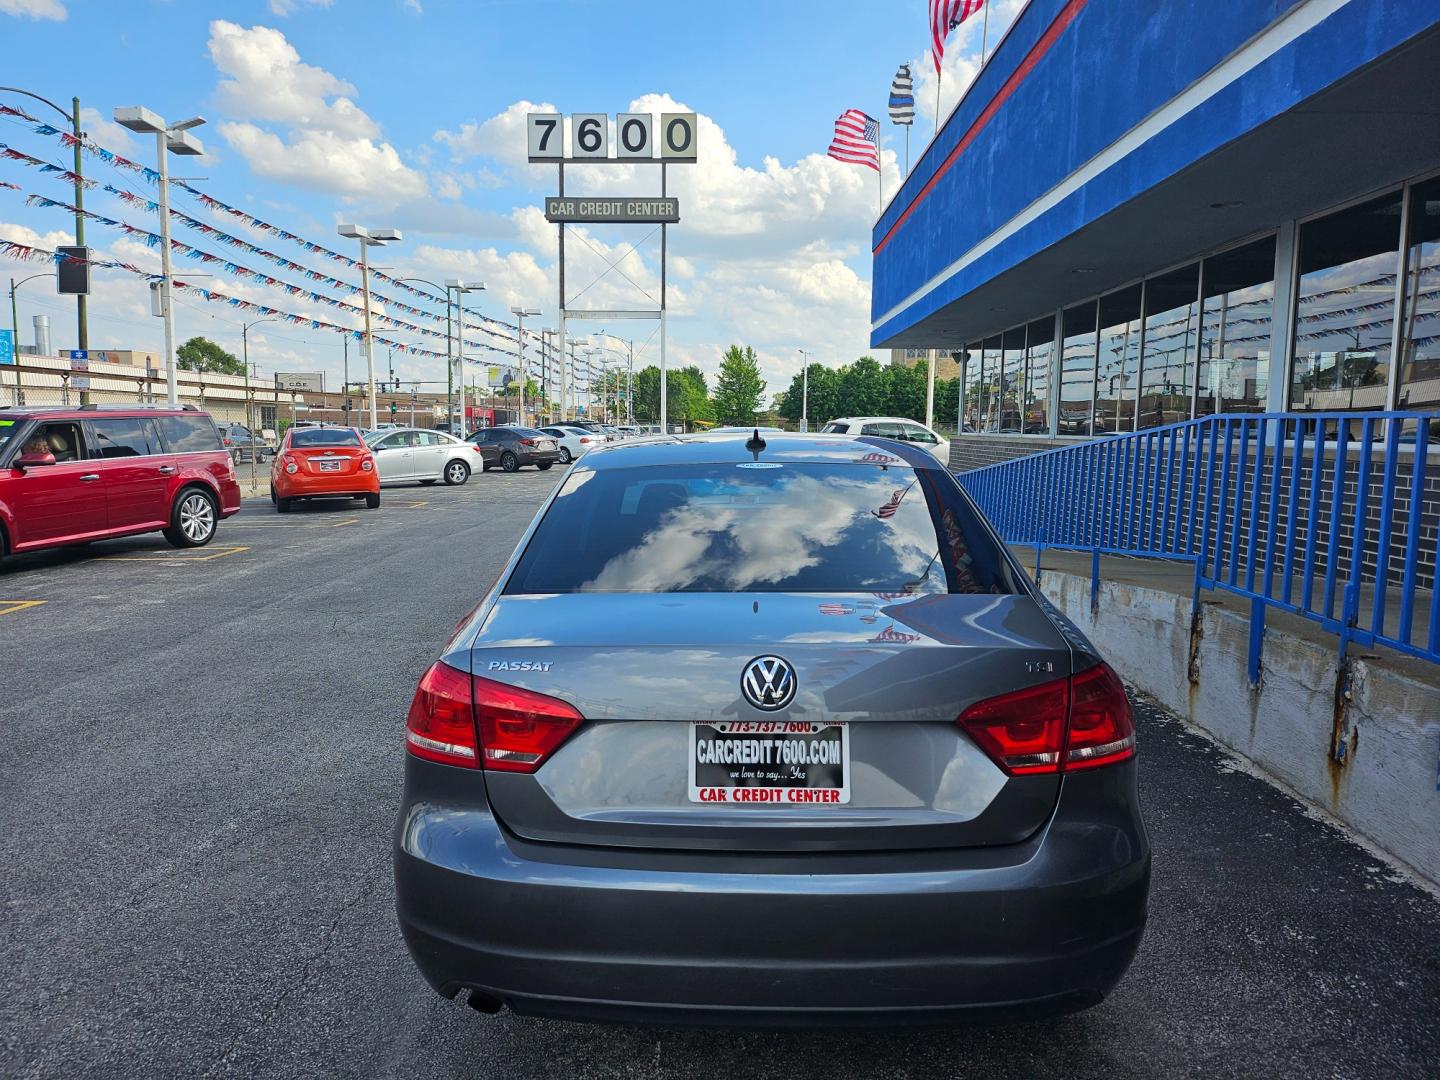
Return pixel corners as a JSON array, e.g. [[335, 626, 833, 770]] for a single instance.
[[711, 345, 766, 426], [176, 336, 244, 376], [838, 356, 886, 416]]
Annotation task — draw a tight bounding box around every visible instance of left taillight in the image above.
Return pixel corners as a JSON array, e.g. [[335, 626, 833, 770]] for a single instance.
[[956, 662, 1135, 776], [406, 662, 479, 768], [404, 664, 585, 773], [361, 458, 373, 471]]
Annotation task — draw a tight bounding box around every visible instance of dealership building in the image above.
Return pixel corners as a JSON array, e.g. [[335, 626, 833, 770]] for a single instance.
[[871, 0, 1440, 468]]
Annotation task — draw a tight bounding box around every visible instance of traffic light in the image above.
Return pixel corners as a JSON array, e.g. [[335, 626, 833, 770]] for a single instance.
[[390, 401, 398, 417]]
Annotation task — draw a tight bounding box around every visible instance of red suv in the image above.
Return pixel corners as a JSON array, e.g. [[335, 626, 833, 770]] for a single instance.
[[0, 405, 242, 563]]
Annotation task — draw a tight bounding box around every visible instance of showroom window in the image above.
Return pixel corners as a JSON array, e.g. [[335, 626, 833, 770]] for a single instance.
[[1138, 264, 1200, 430], [1059, 301, 1098, 436], [1024, 317, 1054, 434], [1399, 175, 1440, 414], [1197, 236, 1276, 415], [959, 341, 981, 431], [1096, 285, 1143, 434], [1000, 326, 1026, 433], [980, 335, 1002, 432], [1290, 191, 1403, 412]]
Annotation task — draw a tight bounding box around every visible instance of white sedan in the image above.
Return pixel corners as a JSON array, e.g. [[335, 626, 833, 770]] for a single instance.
[[364, 427, 486, 486], [818, 416, 951, 464], [539, 425, 606, 464]]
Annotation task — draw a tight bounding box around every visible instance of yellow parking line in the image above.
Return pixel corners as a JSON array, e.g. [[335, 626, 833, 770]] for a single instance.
[[224, 518, 358, 529], [97, 546, 250, 564], [0, 600, 47, 617]]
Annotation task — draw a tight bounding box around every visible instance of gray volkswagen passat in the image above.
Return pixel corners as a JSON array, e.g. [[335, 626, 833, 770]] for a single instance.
[[394, 432, 1150, 1026]]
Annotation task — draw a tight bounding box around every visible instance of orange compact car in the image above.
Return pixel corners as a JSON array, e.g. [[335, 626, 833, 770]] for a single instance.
[[270, 426, 380, 513]]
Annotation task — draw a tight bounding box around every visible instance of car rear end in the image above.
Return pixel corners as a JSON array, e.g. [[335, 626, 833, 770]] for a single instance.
[[394, 437, 1149, 1026], [515, 429, 560, 466], [273, 428, 378, 500]]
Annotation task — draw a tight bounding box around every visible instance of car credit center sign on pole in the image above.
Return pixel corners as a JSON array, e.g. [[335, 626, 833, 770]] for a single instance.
[[527, 111, 697, 435]]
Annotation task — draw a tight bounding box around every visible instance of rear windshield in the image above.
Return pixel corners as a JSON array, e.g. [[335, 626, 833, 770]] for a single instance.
[[506, 462, 1019, 595], [291, 428, 362, 448]]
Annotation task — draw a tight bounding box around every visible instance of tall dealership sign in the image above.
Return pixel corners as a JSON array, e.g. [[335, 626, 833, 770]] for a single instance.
[[526, 111, 698, 432]]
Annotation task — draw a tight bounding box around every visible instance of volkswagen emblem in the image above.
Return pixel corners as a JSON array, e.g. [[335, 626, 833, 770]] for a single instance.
[[741, 655, 797, 712]]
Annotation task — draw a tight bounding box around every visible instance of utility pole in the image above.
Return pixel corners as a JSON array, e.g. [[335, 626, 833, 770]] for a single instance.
[[71, 98, 87, 350]]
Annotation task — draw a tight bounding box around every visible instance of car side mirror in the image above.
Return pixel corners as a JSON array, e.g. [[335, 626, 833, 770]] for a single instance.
[[16, 451, 57, 469]]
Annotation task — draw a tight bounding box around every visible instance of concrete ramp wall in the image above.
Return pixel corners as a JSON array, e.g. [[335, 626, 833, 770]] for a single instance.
[[1040, 570, 1440, 887]]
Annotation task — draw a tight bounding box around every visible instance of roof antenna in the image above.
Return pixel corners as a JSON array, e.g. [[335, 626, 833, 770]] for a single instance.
[[745, 427, 767, 454]]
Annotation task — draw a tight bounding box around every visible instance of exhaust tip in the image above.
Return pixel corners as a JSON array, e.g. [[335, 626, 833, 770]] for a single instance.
[[465, 989, 504, 1015]]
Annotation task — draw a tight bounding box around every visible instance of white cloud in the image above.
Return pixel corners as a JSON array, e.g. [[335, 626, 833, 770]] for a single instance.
[[80, 108, 140, 157], [207, 20, 426, 201], [0, 0, 66, 20], [219, 123, 426, 200], [401, 0, 422, 13], [268, 0, 332, 15]]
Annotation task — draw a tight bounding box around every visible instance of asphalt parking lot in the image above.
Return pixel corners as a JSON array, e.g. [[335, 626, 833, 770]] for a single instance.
[[2, 467, 1438, 1079]]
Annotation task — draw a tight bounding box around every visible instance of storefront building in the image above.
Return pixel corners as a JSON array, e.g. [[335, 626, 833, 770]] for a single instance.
[[870, 0, 1440, 463]]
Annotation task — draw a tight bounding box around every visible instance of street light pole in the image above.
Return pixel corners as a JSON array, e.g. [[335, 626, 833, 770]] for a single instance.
[[798, 349, 811, 433], [510, 306, 541, 426], [115, 107, 205, 406], [9, 273, 47, 407], [338, 224, 402, 429], [242, 317, 276, 489]]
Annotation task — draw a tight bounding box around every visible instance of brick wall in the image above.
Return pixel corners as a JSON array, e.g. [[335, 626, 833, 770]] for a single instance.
[[948, 435, 1068, 472]]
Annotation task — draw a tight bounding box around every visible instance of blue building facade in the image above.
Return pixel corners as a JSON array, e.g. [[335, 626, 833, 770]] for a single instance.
[[871, 0, 1440, 450]]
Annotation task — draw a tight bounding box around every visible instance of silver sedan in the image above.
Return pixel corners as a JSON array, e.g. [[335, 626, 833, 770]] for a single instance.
[[364, 428, 486, 487]]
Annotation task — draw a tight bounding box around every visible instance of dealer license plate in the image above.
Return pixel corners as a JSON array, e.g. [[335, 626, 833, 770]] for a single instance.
[[688, 721, 849, 805], [318, 459, 342, 472]]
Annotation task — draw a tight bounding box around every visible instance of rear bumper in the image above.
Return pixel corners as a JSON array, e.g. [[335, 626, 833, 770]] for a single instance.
[[394, 761, 1150, 1026], [274, 473, 379, 497], [520, 450, 560, 465]]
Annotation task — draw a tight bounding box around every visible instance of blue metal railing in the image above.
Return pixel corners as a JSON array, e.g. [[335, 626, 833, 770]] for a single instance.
[[959, 411, 1440, 678]]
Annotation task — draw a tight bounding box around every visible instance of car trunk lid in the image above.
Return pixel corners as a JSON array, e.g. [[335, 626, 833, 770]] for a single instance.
[[463, 591, 1072, 853]]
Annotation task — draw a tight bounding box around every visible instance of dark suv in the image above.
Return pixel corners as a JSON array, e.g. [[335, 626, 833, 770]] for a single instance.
[[465, 427, 560, 472], [0, 405, 242, 562], [215, 422, 271, 464]]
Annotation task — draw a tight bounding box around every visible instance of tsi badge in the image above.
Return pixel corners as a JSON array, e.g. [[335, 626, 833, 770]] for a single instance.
[[741, 655, 797, 712], [488, 659, 554, 672]]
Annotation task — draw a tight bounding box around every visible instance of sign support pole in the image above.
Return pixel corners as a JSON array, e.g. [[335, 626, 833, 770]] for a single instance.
[[660, 162, 668, 435], [557, 161, 566, 424]]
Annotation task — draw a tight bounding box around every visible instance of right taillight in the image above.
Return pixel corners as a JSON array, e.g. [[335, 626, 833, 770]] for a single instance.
[[1063, 663, 1136, 770], [956, 663, 1134, 776]]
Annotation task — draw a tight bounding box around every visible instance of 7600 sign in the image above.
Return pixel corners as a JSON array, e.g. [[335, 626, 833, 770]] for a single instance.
[[527, 112, 698, 163]]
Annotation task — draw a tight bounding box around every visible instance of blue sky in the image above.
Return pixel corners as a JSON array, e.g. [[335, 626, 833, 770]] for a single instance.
[[0, 0, 1020, 392]]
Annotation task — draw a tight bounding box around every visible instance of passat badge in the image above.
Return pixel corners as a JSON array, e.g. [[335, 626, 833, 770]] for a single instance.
[[741, 655, 797, 712]]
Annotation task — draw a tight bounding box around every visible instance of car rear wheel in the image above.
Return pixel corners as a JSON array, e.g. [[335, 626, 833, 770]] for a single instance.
[[444, 460, 470, 486], [365, 492, 381, 509], [230, 449, 242, 466], [500, 451, 519, 473], [275, 494, 293, 514], [536, 461, 553, 471], [163, 488, 218, 548], [558, 447, 573, 464]]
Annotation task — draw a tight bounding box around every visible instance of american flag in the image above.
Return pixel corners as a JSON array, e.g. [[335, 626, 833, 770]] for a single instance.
[[827, 109, 880, 172], [819, 603, 856, 616], [889, 64, 915, 126], [872, 488, 906, 519], [930, 0, 986, 73], [872, 625, 923, 644]]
